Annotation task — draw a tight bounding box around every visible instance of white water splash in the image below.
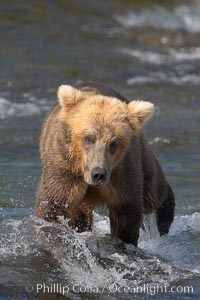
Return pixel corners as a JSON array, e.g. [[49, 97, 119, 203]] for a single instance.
[[116, 4, 200, 33], [127, 72, 200, 86], [140, 212, 200, 273], [149, 137, 171, 145], [0, 94, 52, 119], [0, 98, 40, 119], [0, 212, 199, 290], [122, 47, 200, 65]]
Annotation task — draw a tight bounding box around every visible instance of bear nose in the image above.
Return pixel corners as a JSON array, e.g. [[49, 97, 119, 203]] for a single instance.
[[91, 167, 107, 185]]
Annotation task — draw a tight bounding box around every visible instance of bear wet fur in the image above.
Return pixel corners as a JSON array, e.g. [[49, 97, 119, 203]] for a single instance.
[[35, 82, 175, 246]]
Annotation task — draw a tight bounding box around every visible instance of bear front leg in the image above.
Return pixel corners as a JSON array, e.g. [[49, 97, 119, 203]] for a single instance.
[[36, 176, 95, 233], [70, 200, 95, 232], [109, 203, 142, 247], [35, 174, 88, 225]]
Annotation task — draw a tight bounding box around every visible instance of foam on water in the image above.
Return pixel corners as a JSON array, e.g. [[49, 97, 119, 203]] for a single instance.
[[0, 98, 41, 119], [0, 211, 199, 293], [116, 4, 200, 33], [175, 5, 200, 33], [140, 213, 200, 273], [149, 137, 171, 146], [0, 95, 51, 119], [122, 48, 200, 65], [127, 72, 200, 86]]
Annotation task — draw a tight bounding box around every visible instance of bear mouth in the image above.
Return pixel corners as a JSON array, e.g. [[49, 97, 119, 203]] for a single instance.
[[90, 181, 106, 187]]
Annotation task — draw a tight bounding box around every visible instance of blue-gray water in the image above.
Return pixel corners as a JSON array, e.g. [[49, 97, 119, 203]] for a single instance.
[[0, 1, 200, 299]]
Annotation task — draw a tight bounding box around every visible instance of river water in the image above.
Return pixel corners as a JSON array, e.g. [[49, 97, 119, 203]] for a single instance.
[[0, 0, 200, 299]]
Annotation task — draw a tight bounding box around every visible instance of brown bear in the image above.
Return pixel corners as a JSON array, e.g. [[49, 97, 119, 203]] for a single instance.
[[35, 82, 175, 246]]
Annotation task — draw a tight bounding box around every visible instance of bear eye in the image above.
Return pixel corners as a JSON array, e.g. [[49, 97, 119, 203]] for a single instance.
[[109, 139, 119, 155], [83, 134, 95, 145]]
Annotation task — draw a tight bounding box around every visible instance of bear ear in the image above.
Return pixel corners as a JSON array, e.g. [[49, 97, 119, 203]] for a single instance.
[[57, 85, 82, 108], [127, 100, 154, 130]]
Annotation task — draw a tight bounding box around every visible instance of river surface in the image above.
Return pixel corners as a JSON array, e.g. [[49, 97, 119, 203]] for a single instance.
[[0, 1, 200, 299]]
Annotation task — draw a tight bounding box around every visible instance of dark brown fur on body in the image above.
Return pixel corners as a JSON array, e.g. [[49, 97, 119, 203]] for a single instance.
[[36, 82, 175, 246]]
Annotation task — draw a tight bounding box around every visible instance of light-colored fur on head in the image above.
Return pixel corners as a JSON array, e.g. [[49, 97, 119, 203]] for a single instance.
[[58, 84, 128, 127], [127, 100, 154, 130], [57, 85, 83, 108], [57, 86, 131, 173], [57, 84, 154, 132], [57, 84, 154, 176]]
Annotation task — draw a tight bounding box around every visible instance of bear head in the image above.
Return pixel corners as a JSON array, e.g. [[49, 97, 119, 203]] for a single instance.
[[58, 84, 154, 186]]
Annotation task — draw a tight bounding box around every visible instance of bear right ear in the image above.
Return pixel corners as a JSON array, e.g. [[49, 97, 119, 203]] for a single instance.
[[57, 85, 82, 108]]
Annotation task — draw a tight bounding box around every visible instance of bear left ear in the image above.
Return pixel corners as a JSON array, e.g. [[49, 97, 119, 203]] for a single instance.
[[127, 100, 154, 130], [57, 85, 82, 108]]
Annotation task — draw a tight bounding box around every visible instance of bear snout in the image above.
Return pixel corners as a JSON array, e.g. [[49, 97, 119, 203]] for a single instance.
[[91, 167, 108, 186]]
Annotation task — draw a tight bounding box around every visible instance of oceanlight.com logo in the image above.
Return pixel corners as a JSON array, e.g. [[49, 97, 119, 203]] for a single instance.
[[25, 283, 194, 296]]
